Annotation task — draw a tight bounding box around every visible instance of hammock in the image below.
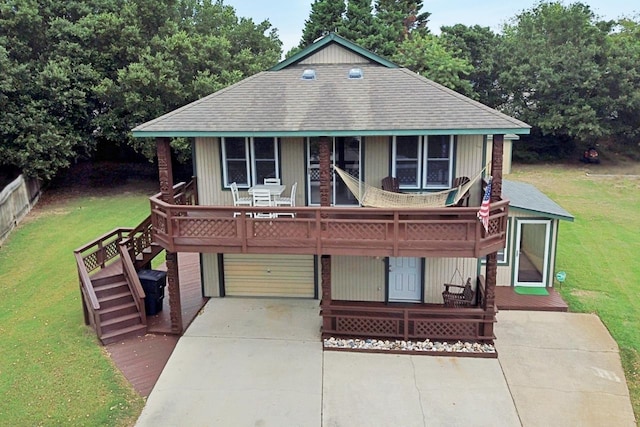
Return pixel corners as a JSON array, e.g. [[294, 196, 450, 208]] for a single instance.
[[333, 166, 487, 208]]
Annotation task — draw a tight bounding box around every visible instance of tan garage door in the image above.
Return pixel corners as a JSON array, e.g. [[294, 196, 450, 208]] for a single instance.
[[224, 254, 315, 298]]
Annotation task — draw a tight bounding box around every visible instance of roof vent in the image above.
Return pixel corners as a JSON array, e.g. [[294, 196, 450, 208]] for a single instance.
[[301, 69, 316, 80], [348, 68, 363, 79]]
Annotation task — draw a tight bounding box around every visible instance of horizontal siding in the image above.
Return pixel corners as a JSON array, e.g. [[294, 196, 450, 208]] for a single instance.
[[456, 135, 485, 205], [364, 136, 389, 187], [424, 258, 477, 304], [279, 137, 305, 206], [224, 254, 314, 298], [201, 253, 219, 297], [332, 256, 385, 302], [300, 44, 371, 65]]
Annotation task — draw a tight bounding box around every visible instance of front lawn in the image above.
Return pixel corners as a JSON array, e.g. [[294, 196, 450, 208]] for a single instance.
[[510, 161, 640, 420], [0, 179, 155, 426]]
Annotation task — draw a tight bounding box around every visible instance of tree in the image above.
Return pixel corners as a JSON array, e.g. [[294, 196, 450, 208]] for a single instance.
[[603, 18, 640, 143], [340, 0, 376, 50], [496, 2, 613, 143], [366, 0, 431, 58], [392, 33, 473, 95], [440, 24, 501, 107], [299, 0, 345, 48], [0, 0, 282, 180]]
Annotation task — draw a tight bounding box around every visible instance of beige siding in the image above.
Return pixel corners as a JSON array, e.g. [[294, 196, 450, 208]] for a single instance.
[[195, 137, 232, 206], [364, 136, 390, 186], [486, 138, 514, 175], [279, 137, 306, 206], [224, 254, 315, 298], [455, 135, 485, 205], [332, 256, 385, 302], [424, 258, 477, 303], [201, 253, 220, 297], [300, 44, 372, 65]]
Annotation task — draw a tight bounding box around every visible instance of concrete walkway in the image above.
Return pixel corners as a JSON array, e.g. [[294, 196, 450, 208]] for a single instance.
[[135, 299, 636, 427]]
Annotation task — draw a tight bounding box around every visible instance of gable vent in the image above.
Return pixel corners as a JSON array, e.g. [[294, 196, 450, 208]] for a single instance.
[[348, 68, 363, 79], [301, 69, 316, 80]]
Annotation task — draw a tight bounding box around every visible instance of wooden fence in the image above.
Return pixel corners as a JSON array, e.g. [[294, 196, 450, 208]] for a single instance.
[[0, 175, 41, 245]]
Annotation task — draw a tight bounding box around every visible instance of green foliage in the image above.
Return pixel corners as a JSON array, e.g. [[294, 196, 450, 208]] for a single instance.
[[496, 2, 617, 143], [0, 183, 154, 426], [299, 0, 346, 48], [392, 33, 474, 94], [372, 0, 431, 57], [440, 24, 501, 106], [0, 0, 282, 181]]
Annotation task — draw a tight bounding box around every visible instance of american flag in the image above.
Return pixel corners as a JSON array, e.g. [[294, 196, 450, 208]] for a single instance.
[[477, 177, 492, 232]]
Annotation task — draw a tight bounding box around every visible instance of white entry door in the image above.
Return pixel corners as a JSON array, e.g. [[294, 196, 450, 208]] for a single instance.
[[514, 220, 550, 287], [388, 257, 422, 302]]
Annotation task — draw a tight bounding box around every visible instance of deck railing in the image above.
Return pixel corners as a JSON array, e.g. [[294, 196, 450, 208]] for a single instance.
[[322, 277, 493, 342], [149, 194, 509, 258]]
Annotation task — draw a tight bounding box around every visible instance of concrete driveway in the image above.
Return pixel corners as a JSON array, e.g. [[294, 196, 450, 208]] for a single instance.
[[135, 299, 635, 427]]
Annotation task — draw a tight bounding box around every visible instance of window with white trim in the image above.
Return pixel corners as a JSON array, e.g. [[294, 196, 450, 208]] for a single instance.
[[222, 137, 278, 188], [392, 135, 454, 190]]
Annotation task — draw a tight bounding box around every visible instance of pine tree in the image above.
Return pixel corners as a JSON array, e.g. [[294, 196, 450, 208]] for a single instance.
[[299, 0, 346, 48]]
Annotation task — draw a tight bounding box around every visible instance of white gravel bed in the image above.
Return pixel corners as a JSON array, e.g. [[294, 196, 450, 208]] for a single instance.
[[323, 337, 496, 354]]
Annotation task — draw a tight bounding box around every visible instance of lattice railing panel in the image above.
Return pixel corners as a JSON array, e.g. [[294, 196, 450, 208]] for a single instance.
[[179, 219, 236, 238], [326, 222, 387, 240], [413, 321, 479, 339], [336, 317, 399, 336], [83, 253, 99, 272], [406, 223, 467, 240], [251, 221, 310, 239], [104, 241, 119, 260]]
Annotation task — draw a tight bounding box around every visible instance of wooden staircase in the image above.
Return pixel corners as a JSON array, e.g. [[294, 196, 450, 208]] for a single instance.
[[92, 273, 147, 344], [75, 219, 159, 345]]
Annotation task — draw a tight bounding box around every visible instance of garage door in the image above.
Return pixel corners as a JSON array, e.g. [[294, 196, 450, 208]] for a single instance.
[[224, 254, 315, 298]]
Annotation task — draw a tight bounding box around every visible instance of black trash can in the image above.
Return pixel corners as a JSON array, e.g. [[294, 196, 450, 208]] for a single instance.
[[137, 269, 167, 316]]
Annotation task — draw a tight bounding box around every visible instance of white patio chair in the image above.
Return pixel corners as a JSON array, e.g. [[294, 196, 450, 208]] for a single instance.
[[274, 182, 296, 217], [252, 188, 274, 218], [264, 178, 281, 185], [230, 182, 252, 217]]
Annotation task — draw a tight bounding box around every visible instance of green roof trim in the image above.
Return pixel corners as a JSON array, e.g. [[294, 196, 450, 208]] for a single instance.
[[270, 33, 398, 71], [132, 128, 531, 138], [509, 206, 575, 222]]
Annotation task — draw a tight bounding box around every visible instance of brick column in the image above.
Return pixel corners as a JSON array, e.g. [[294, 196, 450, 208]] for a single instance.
[[165, 251, 183, 334], [157, 137, 174, 203], [318, 138, 332, 336], [321, 254, 332, 335], [482, 134, 504, 342]]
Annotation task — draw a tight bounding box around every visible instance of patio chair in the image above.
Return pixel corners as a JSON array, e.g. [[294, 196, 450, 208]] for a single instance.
[[453, 176, 471, 207], [381, 176, 400, 193], [442, 278, 475, 307], [230, 182, 252, 217], [274, 182, 297, 217], [264, 178, 281, 185], [252, 188, 274, 218]]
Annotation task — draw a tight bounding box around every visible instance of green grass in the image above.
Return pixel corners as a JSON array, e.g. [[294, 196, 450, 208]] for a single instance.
[[2, 163, 639, 424], [0, 180, 155, 426], [511, 162, 640, 421]]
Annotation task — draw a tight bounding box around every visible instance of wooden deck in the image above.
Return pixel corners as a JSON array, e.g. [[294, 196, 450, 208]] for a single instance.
[[105, 253, 207, 397], [495, 286, 568, 312]]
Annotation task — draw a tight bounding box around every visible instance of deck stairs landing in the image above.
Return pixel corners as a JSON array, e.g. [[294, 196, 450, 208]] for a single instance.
[[92, 273, 146, 344]]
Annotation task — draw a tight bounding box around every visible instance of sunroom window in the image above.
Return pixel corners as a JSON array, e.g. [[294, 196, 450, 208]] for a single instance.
[[222, 137, 279, 188], [392, 135, 454, 190]]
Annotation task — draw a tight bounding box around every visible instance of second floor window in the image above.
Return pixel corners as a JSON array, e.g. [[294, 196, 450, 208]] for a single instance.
[[392, 135, 454, 190], [222, 137, 279, 188]]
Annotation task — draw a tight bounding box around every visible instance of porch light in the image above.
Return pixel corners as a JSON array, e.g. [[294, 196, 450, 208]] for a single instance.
[[301, 69, 316, 80], [348, 68, 363, 79]]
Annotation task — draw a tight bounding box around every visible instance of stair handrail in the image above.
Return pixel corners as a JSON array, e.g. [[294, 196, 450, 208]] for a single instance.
[[75, 252, 100, 311], [74, 227, 134, 273], [122, 216, 153, 262], [118, 242, 147, 326]]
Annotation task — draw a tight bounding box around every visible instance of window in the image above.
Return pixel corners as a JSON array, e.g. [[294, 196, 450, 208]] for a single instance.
[[222, 137, 278, 188], [392, 135, 454, 190]]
